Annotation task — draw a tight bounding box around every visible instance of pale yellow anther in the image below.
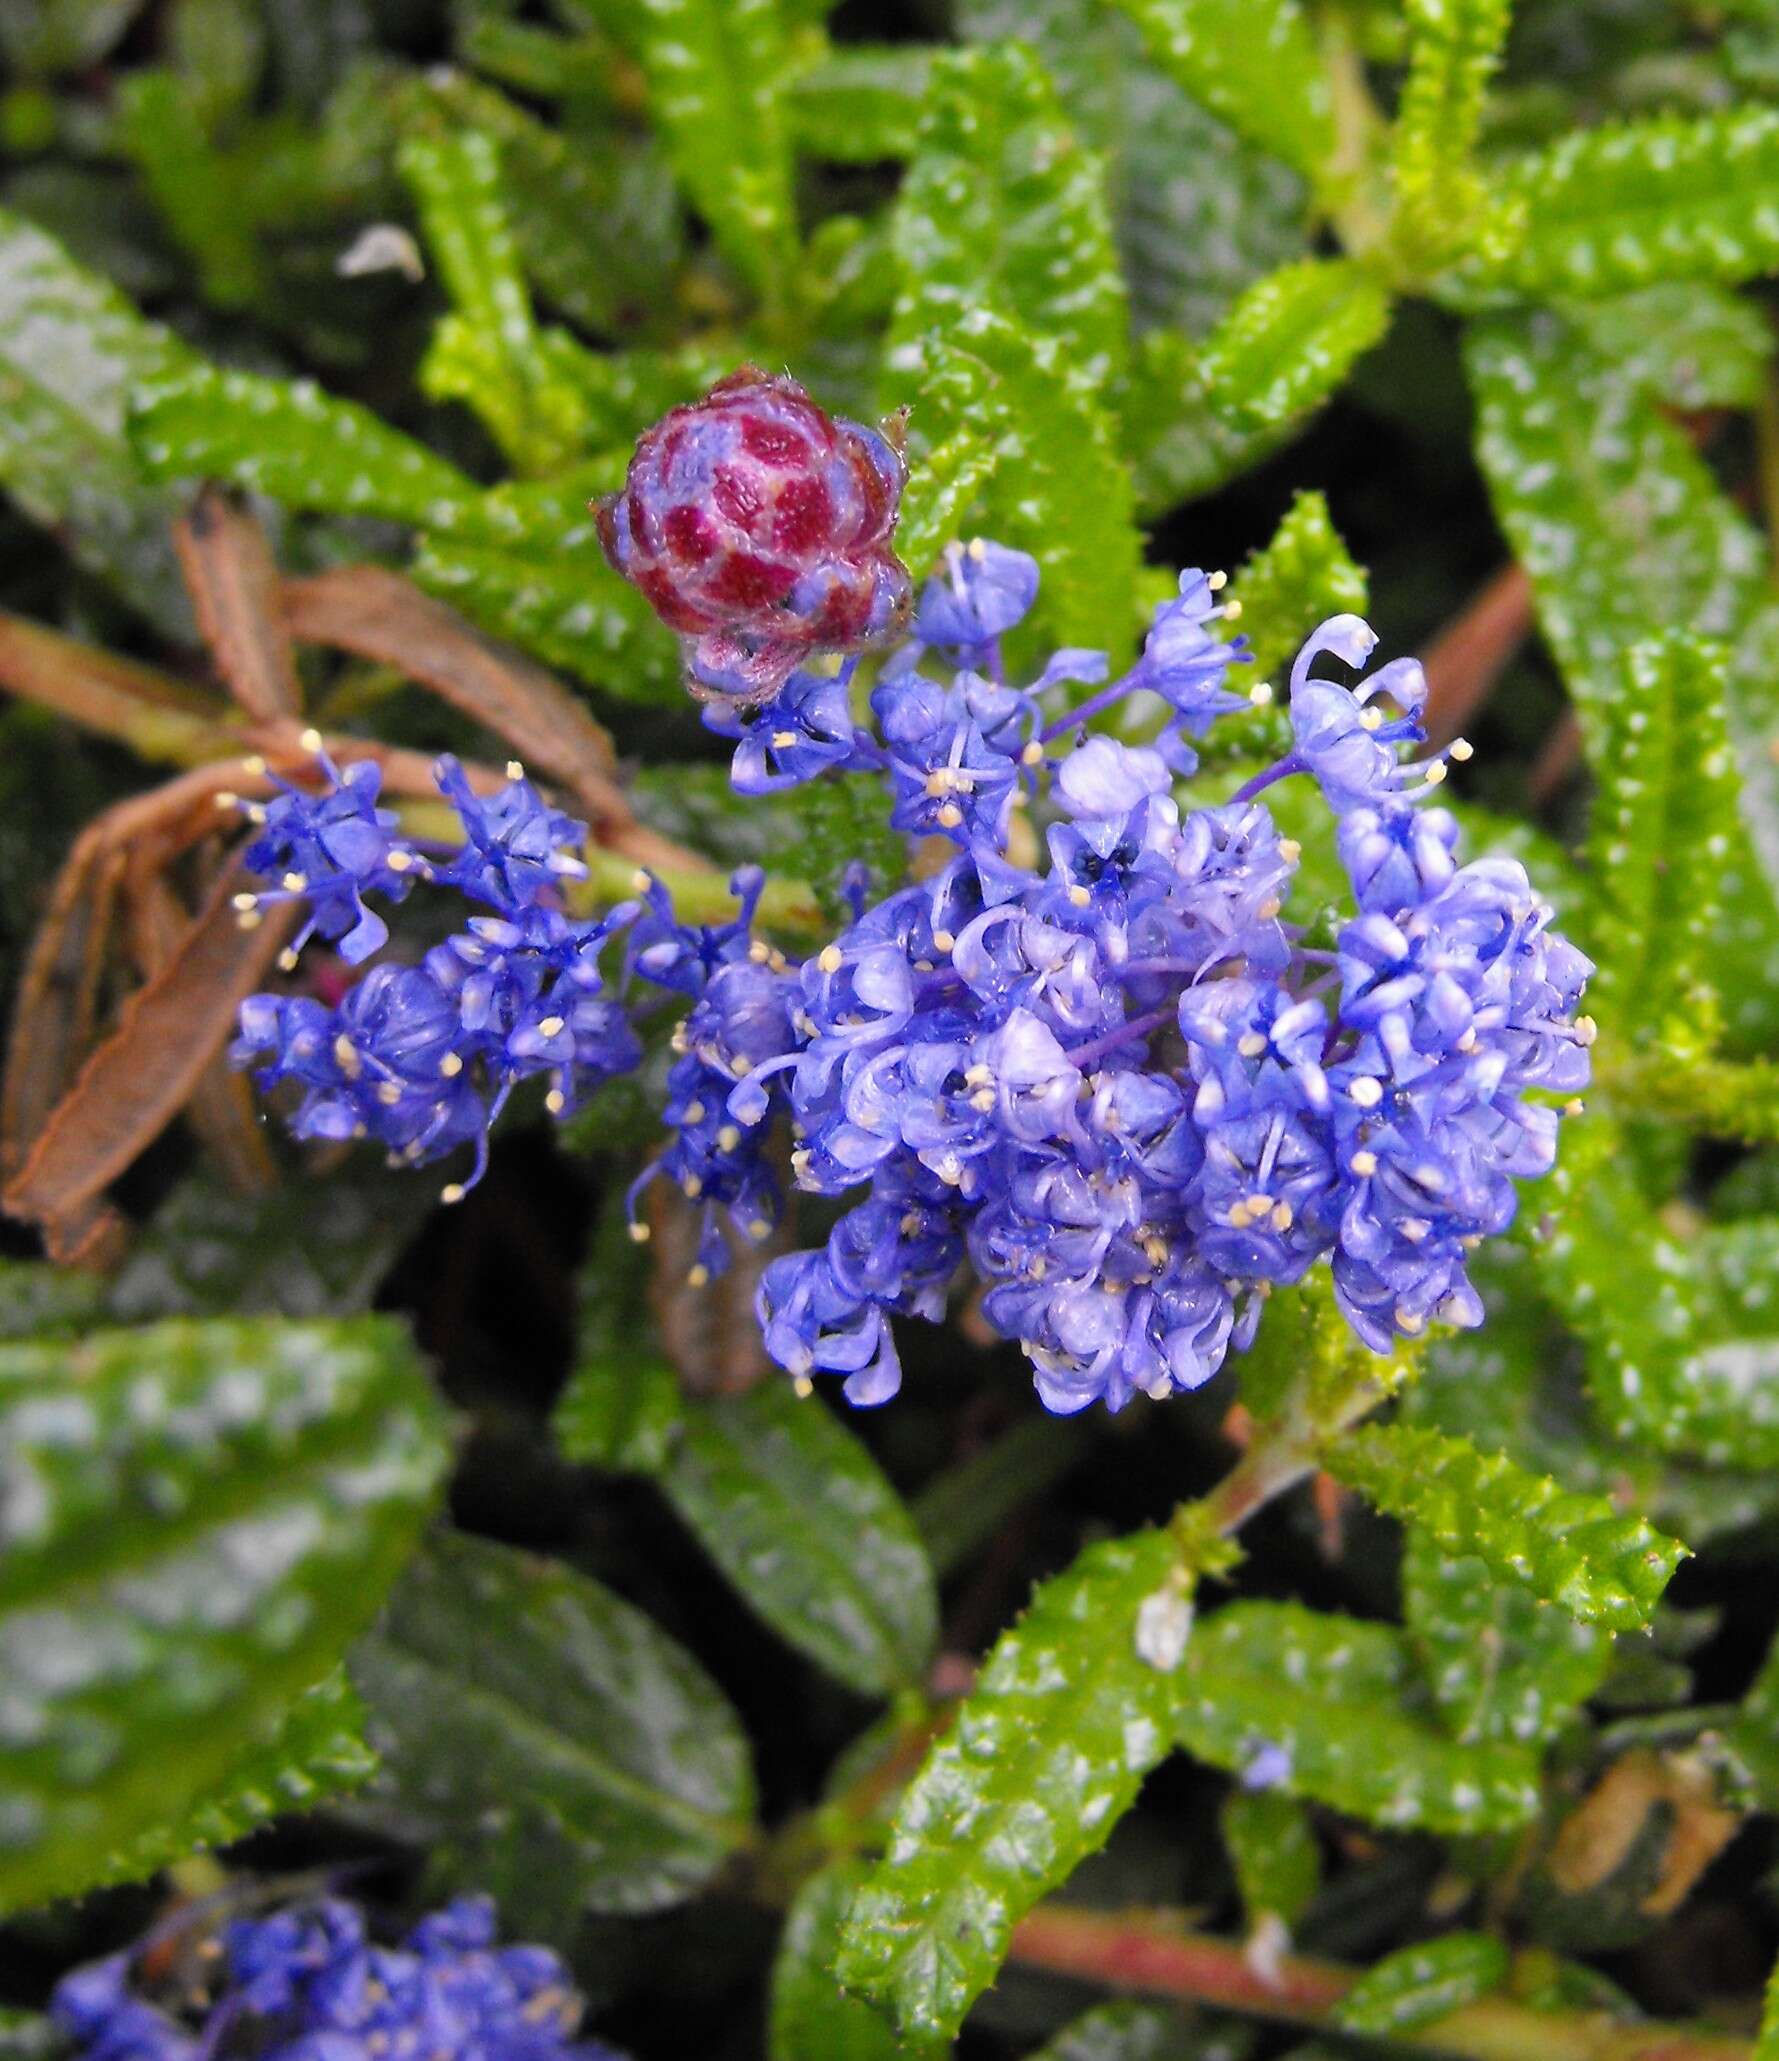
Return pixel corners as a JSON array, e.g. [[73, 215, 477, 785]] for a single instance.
[[281, 871, 307, 894], [1249, 681, 1274, 707], [683, 1099, 706, 1125], [1208, 570, 1228, 591], [334, 1034, 360, 1077], [241, 754, 267, 777], [967, 537, 987, 560], [440, 1182, 467, 1206], [387, 848, 414, 872], [1564, 1097, 1585, 1117], [1349, 1148, 1377, 1176], [748, 1217, 770, 1239], [231, 891, 259, 912], [1237, 1031, 1268, 1058], [235, 910, 262, 931], [506, 759, 525, 781], [1244, 1192, 1273, 1217], [682, 1173, 703, 1199], [717, 1124, 741, 1152], [277, 947, 300, 973], [1257, 897, 1282, 920], [244, 803, 267, 823], [1030, 1256, 1048, 1280], [537, 1015, 565, 1038], [818, 943, 844, 974], [1022, 740, 1044, 766], [1222, 598, 1242, 620], [933, 928, 956, 953], [793, 1374, 816, 1398], [1394, 1307, 1425, 1335], [1271, 1201, 1294, 1232], [1068, 884, 1092, 908], [1573, 1014, 1598, 1047], [545, 1088, 566, 1115], [771, 730, 799, 750], [377, 1082, 402, 1106], [1424, 760, 1449, 786], [631, 869, 652, 893], [215, 790, 239, 810], [1350, 1077, 1383, 1109], [299, 727, 324, 755], [628, 1221, 651, 1243], [749, 938, 771, 963], [937, 802, 964, 828], [1449, 737, 1474, 762], [687, 1263, 710, 1289], [1359, 707, 1384, 732], [1278, 838, 1301, 864], [970, 1088, 996, 1112], [439, 1052, 464, 1078]]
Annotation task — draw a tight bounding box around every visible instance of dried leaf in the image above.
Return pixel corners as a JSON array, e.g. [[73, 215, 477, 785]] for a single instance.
[[173, 485, 303, 722], [280, 567, 628, 828], [0, 609, 227, 766], [5, 859, 295, 1244]]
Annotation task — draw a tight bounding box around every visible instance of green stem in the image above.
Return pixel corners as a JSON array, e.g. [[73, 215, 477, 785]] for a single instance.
[[1317, 9, 1395, 266], [576, 845, 826, 937], [1006, 1907, 1751, 2061]]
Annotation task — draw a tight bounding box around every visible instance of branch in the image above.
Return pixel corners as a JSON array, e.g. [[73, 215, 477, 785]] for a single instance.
[[1007, 1907, 1752, 2061]]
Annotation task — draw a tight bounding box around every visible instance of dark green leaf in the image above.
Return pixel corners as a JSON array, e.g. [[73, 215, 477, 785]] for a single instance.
[[0, 2010, 60, 2061], [1098, 0, 1334, 178], [350, 1529, 755, 1925], [0, 0, 144, 75], [129, 361, 479, 530], [660, 1383, 937, 1695], [771, 1860, 941, 2061], [0, 1315, 447, 1912], [116, 71, 263, 311], [1403, 1531, 1609, 1749], [787, 43, 934, 162], [1221, 1785, 1320, 1927], [1174, 1603, 1543, 1832], [1028, 2001, 1211, 2061], [91, 1669, 376, 1890], [886, 44, 1128, 390], [1467, 308, 1779, 1050], [1332, 1933, 1509, 2035], [913, 1415, 1078, 1580], [0, 206, 192, 633], [836, 1527, 1201, 2042], [1329, 1421, 1686, 1630], [0, 1259, 104, 1341]]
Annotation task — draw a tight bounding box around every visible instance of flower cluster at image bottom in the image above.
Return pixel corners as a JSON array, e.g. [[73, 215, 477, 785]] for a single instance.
[[230, 541, 1594, 1415], [51, 1895, 622, 2061]]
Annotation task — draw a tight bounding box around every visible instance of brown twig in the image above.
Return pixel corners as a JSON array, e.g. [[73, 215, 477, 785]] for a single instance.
[[1418, 563, 1535, 753], [1006, 1907, 1753, 2061], [174, 487, 305, 723]]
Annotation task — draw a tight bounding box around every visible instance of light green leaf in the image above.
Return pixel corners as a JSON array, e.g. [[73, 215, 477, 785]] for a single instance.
[[1733, 1622, 1779, 1812], [0, 1315, 447, 1913], [1332, 1933, 1509, 2035], [1221, 1785, 1320, 1927], [897, 429, 1000, 582], [660, 1383, 937, 1695], [92, 1669, 376, 1891], [771, 1860, 943, 2061], [1403, 1531, 1609, 1749], [1467, 308, 1779, 1051], [129, 360, 479, 530], [958, 0, 1308, 339], [1567, 284, 1773, 411], [1583, 635, 1736, 1043], [1329, 1421, 1685, 1631], [350, 1528, 756, 1930], [903, 311, 1141, 661], [1389, 0, 1511, 270], [0, 206, 192, 633], [787, 43, 934, 162], [836, 1527, 1203, 2042], [1127, 262, 1390, 516], [1465, 107, 1779, 300], [1223, 487, 1369, 685], [115, 70, 262, 311], [609, 0, 797, 302], [1174, 1603, 1543, 1832], [1098, 0, 1334, 178], [1027, 2001, 1211, 2060], [1761, 1950, 1779, 2061], [885, 44, 1128, 390]]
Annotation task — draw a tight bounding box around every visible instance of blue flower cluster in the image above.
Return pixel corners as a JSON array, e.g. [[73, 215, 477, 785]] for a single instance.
[[51, 1894, 622, 2061], [233, 540, 1593, 1415]]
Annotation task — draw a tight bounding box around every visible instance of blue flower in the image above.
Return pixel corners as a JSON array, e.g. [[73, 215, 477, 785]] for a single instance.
[[704, 660, 863, 793], [911, 538, 1040, 655], [1135, 568, 1253, 770], [431, 754, 590, 913], [240, 748, 418, 964], [870, 667, 1039, 851]]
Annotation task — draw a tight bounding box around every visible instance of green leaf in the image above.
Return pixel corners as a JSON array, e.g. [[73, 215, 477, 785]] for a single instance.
[[1332, 1933, 1509, 2035], [129, 360, 479, 530], [1583, 634, 1736, 1043], [0, 0, 144, 75], [835, 1526, 1202, 2042], [771, 1860, 942, 2061], [1127, 262, 1390, 516], [1329, 1422, 1685, 1631], [0, 1315, 447, 1912], [350, 1528, 755, 1929], [1733, 1623, 1779, 1812], [554, 1213, 684, 1478], [787, 43, 934, 162], [1221, 1785, 1320, 1927], [913, 1414, 1079, 1580], [0, 206, 193, 633], [1761, 1951, 1779, 2061], [91, 1669, 376, 1890], [659, 1383, 937, 1695], [0, 1259, 104, 1340], [400, 129, 586, 474], [1388, 0, 1511, 270], [1403, 1530, 1609, 1749], [903, 311, 1141, 661], [958, 0, 1310, 340], [1098, 0, 1334, 178], [1174, 1603, 1543, 1832], [1465, 107, 1779, 300], [897, 429, 999, 581], [1027, 2001, 1211, 2060], [1467, 308, 1779, 1051], [1223, 487, 1369, 686], [115, 70, 263, 311], [1566, 284, 1773, 411], [885, 44, 1128, 390], [608, 0, 796, 303]]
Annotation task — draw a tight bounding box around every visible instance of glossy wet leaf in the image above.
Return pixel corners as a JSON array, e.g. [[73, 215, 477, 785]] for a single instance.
[[660, 1383, 937, 1695], [885, 43, 1128, 390], [1330, 1421, 1685, 1630], [835, 1527, 1200, 2042], [0, 1315, 447, 1912], [0, 207, 192, 634], [1173, 1603, 1544, 1833], [350, 1529, 755, 1926], [1221, 1785, 1320, 1926], [1403, 1531, 1609, 1749], [770, 1860, 941, 2061], [1028, 2002, 1212, 2060], [1389, 0, 1510, 270], [1332, 1933, 1509, 2035]]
